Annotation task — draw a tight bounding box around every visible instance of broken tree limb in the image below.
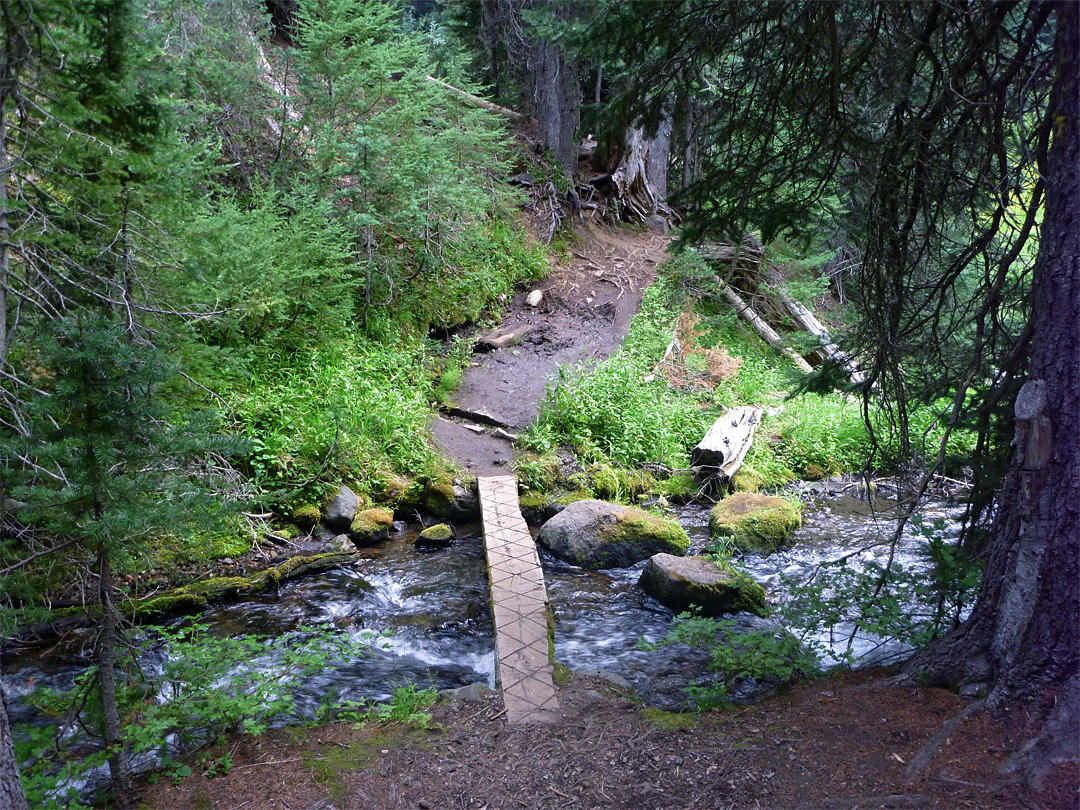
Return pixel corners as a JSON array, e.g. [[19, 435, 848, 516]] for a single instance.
[[718, 283, 813, 373], [424, 76, 528, 125], [701, 238, 865, 384], [692, 405, 763, 479], [762, 266, 866, 384]]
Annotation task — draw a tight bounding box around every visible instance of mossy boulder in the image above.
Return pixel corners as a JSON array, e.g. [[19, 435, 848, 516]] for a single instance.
[[290, 504, 322, 530], [422, 475, 479, 518], [416, 523, 454, 549], [537, 499, 689, 570], [638, 553, 768, 618], [709, 492, 801, 554], [349, 508, 394, 546]]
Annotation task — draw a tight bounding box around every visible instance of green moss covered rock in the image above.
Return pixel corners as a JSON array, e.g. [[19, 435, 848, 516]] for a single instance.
[[291, 504, 322, 529], [422, 475, 479, 518], [350, 508, 394, 546], [416, 523, 454, 549], [537, 499, 689, 570], [709, 492, 801, 554], [639, 553, 767, 617]]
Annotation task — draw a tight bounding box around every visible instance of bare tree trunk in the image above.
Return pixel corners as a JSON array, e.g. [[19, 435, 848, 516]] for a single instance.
[[611, 108, 674, 228], [904, 2, 1078, 784], [96, 545, 133, 805], [0, 670, 29, 810], [530, 28, 580, 180]]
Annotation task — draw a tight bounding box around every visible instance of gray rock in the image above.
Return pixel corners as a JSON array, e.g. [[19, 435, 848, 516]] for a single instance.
[[323, 485, 358, 531], [526, 289, 544, 307], [327, 534, 355, 553], [536, 499, 688, 570], [423, 478, 480, 519], [638, 553, 767, 618], [644, 214, 669, 233], [439, 682, 489, 702]]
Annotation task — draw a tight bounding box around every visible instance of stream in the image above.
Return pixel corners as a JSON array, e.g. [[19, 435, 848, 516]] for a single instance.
[[2, 487, 964, 794]]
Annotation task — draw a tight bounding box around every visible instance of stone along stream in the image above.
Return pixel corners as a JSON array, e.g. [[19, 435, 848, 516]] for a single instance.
[[4, 489, 964, 727]]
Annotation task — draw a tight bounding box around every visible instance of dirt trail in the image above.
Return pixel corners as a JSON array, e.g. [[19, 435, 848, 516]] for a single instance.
[[429, 222, 672, 476]]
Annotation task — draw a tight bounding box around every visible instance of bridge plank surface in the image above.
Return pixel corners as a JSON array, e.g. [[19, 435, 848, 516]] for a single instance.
[[478, 475, 560, 724]]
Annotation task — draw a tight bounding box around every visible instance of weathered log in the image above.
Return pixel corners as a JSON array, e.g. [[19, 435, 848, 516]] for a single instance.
[[424, 76, 528, 125], [702, 238, 862, 381], [475, 323, 532, 352], [718, 283, 813, 373], [762, 266, 866, 384], [692, 405, 763, 479], [611, 118, 674, 230]]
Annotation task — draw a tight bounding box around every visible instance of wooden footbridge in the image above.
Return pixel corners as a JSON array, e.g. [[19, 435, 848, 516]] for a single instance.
[[477, 475, 560, 724]]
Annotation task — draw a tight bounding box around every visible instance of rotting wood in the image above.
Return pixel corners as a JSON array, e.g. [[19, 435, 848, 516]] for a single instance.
[[761, 265, 865, 384], [424, 76, 528, 125], [476, 324, 532, 352], [440, 405, 510, 430], [692, 405, 763, 479], [718, 283, 813, 373], [702, 239, 863, 383]]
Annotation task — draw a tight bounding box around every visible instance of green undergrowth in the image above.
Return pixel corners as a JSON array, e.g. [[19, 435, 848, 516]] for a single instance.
[[519, 254, 876, 497]]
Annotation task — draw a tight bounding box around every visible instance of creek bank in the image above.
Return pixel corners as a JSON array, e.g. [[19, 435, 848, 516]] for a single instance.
[[2, 553, 356, 654]]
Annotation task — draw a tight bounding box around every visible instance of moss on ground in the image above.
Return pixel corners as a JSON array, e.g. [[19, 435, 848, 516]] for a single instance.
[[709, 493, 801, 554], [641, 706, 698, 731]]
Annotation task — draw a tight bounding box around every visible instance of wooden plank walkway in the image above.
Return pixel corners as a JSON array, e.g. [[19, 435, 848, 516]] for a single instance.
[[477, 475, 560, 724]]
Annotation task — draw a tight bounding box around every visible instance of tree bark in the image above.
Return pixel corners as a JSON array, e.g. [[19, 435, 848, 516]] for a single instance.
[[96, 545, 134, 805], [611, 110, 674, 228], [529, 9, 580, 180], [0, 668, 29, 810], [904, 0, 1078, 724]]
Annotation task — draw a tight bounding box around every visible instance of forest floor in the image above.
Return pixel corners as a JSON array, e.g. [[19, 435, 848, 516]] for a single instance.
[[136, 669, 1077, 810], [134, 221, 1078, 810]]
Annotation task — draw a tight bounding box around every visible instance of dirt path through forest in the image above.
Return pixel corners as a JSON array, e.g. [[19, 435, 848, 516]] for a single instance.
[[428, 222, 671, 475]]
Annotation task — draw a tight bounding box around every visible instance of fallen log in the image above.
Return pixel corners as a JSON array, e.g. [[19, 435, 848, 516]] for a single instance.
[[1, 553, 357, 654], [761, 266, 866, 385], [424, 76, 528, 125], [692, 405, 763, 479], [718, 282, 813, 373], [701, 238, 864, 383]]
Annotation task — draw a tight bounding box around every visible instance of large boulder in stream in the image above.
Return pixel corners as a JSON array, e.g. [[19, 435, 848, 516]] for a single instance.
[[639, 553, 767, 618], [349, 508, 394, 546], [537, 500, 688, 570], [422, 476, 480, 519], [709, 492, 801, 554], [323, 485, 359, 531]]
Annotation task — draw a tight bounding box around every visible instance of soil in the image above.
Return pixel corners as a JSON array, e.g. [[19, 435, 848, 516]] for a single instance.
[[429, 221, 671, 476], [135, 670, 1078, 810]]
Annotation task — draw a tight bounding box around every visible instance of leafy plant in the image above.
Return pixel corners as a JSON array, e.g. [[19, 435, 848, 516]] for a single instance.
[[18, 624, 364, 801], [641, 612, 819, 710], [335, 681, 439, 729]]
